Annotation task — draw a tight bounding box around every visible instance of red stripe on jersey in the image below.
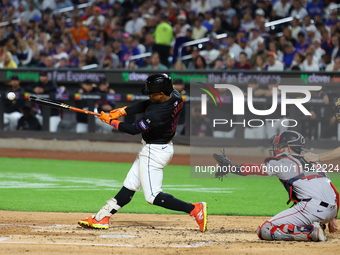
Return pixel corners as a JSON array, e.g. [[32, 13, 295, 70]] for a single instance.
[[330, 182, 339, 218]]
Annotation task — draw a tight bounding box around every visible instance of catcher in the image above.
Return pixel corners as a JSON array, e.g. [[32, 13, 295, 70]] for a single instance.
[[304, 97, 340, 162], [213, 130, 339, 241]]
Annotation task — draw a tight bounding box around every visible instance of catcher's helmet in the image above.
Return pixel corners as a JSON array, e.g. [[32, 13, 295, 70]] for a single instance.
[[270, 130, 306, 156], [141, 73, 173, 96]]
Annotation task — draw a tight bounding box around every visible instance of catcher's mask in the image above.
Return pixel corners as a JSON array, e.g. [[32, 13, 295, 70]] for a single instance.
[[141, 73, 173, 96], [334, 97, 340, 123], [270, 130, 306, 156]]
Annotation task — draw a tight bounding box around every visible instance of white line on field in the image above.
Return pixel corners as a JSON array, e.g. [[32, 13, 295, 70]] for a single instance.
[[0, 240, 209, 248]]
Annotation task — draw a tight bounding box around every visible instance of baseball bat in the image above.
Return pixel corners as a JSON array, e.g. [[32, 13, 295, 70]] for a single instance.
[[28, 95, 101, 116]]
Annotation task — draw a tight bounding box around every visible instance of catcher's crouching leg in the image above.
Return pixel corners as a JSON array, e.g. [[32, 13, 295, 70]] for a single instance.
[[257, 221, 324, 242]]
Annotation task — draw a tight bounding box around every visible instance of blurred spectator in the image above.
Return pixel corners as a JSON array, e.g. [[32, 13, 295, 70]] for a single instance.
[[249, 27, 264, 52], [77, 40, 88, 54], [249, 40, 268, 66], [185, 46, 200, 70], [23, 1, 42, 24], [192, 17, 208, 40], [95, 77, 115, 133], [152, 15, 173, 67], [97, 0, 113, 16], [290, 52, 305, 70], [17, 105, 42, 131], [86, 26, 98, 49], [272, 0, 291, 19], [172, 27, 192, 65], [125, 10, 146, 36], [306, 24, 320, 43], [313, 38, 325, 63], [241, 13, 254, 32], [306, 0, 323, 17], [239, 37, 253, 60], [226, 33, 241, 61], [330, 35, 340, 61], [120, 35, 142, 67], [86, 48, 99, 66], [26, 71, 61, 132], [86, 6, 105, 26], [253, 55, 266, 70], [200, 40, 219, 67], [16, 39, 33, 66], [56, 0, 73, 10], [1, 51, 18, 68], [143, 52, 168, 70], [94, 37, 106, 67], [236, 52, 252, 70], [68, 47, 79, 67], [225, 55, 237, 70], [282, 42, 297, 68], [194, 55, 208, 70], [191, 106, 212, 137], [71, 17, 89, 44], [295, 32, 310, 53], [75, 79, 99, 133], [77, 53, 87, 68], [325, 57, 340, 72], [290, 0, 308, 22], [104, 44, 119, 68], [268, 40, 283, 62], [300, 52, 320, 71], [291, 17, 302, 40], [265, 51, 284, 71], [325, 10, 338, 28], [213, 57, 225, 70], [3, 75, 25, 131], [173, 60, 186, 70]]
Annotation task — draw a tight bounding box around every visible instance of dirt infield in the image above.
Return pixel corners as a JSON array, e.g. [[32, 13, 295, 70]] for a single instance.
[[1, 148, 340, 254]]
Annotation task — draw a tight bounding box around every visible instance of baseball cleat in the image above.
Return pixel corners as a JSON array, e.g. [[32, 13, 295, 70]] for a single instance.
[[78, 216, 110, 229], [190, 202, 207, 232], [310, 222, 326, 242]]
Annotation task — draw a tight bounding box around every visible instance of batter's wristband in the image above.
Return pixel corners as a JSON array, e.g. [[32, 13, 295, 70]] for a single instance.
[[110, 120, 121, 130]]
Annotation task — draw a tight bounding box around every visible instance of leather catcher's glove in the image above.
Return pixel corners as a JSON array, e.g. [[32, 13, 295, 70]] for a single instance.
[[213, 149, 233, 179]]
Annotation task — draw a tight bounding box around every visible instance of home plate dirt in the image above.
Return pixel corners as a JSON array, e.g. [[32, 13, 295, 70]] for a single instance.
[[1, 148, 340, 254], [1, 211, 340, 255]]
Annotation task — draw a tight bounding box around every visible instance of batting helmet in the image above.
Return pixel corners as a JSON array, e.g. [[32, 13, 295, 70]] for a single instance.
[[141, 73, 173, 96], [270, 130, 306, 156]]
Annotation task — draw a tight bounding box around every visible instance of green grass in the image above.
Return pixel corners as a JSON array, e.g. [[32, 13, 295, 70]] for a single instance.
[[0, 157, 339, 217]]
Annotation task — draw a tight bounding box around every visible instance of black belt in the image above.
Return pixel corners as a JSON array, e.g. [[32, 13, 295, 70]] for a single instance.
[[301, 199, 330, 208], [320, 201, 329, 208]]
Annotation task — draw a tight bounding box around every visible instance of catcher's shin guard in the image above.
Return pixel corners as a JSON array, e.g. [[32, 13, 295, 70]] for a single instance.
[[257, 221, 324, 242]]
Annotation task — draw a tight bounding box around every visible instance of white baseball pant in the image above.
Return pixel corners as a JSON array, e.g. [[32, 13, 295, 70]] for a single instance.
[[123, 140, 174, 204]]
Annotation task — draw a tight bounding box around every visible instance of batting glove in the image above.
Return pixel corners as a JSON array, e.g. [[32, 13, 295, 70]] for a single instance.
[[109, 106, 127, 120], [98, 111, 113, 125]]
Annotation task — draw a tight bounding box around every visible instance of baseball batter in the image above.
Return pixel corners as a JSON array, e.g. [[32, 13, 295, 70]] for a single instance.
[[78, 73, 207, 232], [214, 130, 339, 241]]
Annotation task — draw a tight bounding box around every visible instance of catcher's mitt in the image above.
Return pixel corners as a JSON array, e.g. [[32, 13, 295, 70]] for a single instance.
[[334, 97, 340, 123], [213, 149, 233, 179]]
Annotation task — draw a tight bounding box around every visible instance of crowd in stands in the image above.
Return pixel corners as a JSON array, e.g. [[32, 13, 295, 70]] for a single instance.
[[0, 0, 339, 71], [2, 0, 340, 138]]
